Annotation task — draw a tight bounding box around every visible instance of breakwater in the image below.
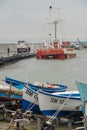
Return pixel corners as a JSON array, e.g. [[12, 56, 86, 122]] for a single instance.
[[0, 43, 36, 66], [0, 53, 36, 66], [0, 43, 43, 56]]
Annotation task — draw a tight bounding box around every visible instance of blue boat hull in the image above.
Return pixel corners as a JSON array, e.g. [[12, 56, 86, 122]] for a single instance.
[[41, 110, 82, 117], [5, 77, 26, 87], [76, 81, 87, 113], [5, 77, 68, 93], [22, 99, 41, 114]]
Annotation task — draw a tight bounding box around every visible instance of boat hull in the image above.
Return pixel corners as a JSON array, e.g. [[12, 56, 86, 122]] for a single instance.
[[36, 48, 76, 60], [22, 99, 41, 114], [22, 85, 41, 114], [0, 93, 22, 101], [5, 77, 68, 93], [76, 81, 87, 113], [38, 90, 81, 116], [28, 83, 67, 92], [0, 80, 22, 101], [5, 77, 26, 87]]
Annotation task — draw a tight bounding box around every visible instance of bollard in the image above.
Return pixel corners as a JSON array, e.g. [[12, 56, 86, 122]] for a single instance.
[[37, 117, 42, 124], [13, 120, 24, 130], [67, 119, 72, 128], [55, 117, 60, 124], [13, 122, 17, 130]]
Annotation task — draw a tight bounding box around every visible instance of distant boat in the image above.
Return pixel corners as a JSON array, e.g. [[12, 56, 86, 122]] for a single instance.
[[17, 40, 30, 54], [36, 7, 76, 60], [38, 90, 82, 117], [36, 42, 76, 59]]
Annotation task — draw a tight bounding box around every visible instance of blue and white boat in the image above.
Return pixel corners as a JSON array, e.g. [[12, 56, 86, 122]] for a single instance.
[[22, 82, 68, 114], [5, 77, 26, 89], [22, 84, 41, 114], [28, 81, 67, 92], [5, 77, 68, 93], [38, 90, 82, 117], [0, 80, 22, 101]]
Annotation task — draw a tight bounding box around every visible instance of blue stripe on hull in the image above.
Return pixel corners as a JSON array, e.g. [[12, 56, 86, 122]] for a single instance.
[[22, 99, 42, 114], [42, 110, 82, 117]]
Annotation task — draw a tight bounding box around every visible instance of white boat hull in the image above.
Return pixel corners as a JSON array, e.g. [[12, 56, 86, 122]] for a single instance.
[[22, 85, 41, 114], [38, 90, 82, 116]]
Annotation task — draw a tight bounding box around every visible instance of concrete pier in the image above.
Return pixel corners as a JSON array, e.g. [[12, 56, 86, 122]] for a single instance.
[[0, 52, 36, 66]]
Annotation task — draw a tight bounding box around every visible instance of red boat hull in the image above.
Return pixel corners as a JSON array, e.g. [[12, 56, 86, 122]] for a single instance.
[[36, 48, 76, 59]]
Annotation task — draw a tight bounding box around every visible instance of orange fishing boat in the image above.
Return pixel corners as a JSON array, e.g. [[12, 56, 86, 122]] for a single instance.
[[36, 41, 76, 59]]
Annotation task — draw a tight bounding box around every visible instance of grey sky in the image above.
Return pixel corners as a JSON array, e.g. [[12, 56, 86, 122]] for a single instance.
[[0, 0, 87, 43]]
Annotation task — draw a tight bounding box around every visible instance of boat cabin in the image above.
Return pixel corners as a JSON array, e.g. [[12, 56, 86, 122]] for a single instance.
[[17, 41, 30, 54]]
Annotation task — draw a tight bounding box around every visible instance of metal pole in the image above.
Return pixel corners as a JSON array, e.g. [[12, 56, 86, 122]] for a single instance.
[[84, 101, 87, 130], [54, 21, 58, 41]]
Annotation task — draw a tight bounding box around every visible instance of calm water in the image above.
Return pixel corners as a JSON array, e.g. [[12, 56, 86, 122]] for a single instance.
[[0, 49, 87, 90], [0, 49, 87, 129]]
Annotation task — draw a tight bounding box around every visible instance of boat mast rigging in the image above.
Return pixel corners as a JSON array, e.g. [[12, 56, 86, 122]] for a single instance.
[[54, 20, 58, 41], [49, 6, 60, 43]]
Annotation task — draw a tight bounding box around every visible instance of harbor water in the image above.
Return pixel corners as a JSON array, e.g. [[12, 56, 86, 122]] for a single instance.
[[0, 49, 87, 129], [0, 49, 87, 89]]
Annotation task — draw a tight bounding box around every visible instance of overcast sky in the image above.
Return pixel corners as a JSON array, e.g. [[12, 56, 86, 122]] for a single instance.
[[0, 0, 87, 43]]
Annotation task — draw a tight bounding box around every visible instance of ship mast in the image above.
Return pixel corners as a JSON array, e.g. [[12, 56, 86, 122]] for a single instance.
[[49, 6, 58, 42], [54, 20, 58, 41], [48, 6, 62, 47], [49, 6, 53, 45]]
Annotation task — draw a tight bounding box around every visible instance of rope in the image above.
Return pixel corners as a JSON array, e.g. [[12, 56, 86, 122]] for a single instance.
[[27, 100, 38, 111]]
